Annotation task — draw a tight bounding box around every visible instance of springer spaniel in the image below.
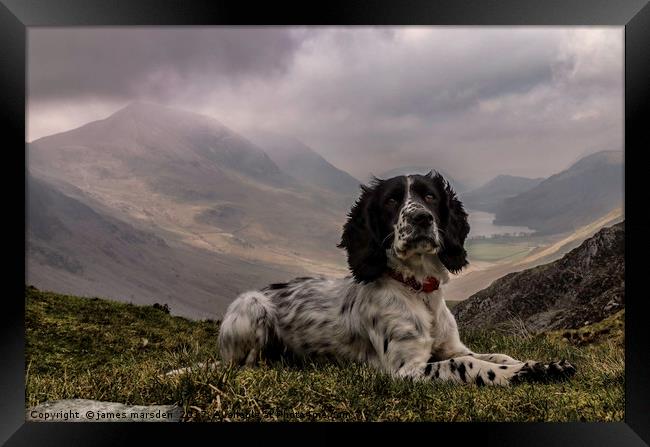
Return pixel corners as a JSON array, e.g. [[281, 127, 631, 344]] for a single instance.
[[218, 172, 576, 386]]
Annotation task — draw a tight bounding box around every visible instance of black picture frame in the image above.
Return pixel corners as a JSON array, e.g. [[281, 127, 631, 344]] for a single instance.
[[2, 0, 648, 445]]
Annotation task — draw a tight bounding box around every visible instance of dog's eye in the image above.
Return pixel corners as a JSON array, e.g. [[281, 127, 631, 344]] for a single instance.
[[425, 194, 435, 203], [386, 198, 398, 206]]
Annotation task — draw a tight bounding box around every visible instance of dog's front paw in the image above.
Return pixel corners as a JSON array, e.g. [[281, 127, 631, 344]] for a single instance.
[[511, 359, 576, 384], [547, 359, 577, 380]]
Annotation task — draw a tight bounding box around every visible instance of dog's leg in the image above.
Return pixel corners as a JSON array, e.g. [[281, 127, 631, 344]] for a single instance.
[[464, 352, 522, 365], [218, 291, 277, 366], [380, 336, 575, 386], [379, 336, 501, 386], [428, 318, 575, 375], [439, 343, 574, 372], [436, 349, 576, 380], [399, 355, 576, 386], [415, 356, 518, 385]]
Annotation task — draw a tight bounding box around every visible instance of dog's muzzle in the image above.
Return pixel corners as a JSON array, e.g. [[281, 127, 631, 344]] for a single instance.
[[407, 209, 436, 244], [394, 207, 438, 257]]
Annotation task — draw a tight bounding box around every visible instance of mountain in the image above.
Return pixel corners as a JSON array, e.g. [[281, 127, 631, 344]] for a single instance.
[[452, 222, 624, 333], [27, 102, 355, 317], [375, 166, 469, 193], [29, 102, 294, 199], [27, 174, 308, 319], [28, 102, 350, 266], [245, 130, 361, 197], [461, 175, 543, 213], [493, 151, 623, 234]]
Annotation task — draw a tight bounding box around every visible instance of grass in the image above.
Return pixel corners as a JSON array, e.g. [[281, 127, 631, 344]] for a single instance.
[[25, 286, 624, 422], [546, 310, 625, 346]]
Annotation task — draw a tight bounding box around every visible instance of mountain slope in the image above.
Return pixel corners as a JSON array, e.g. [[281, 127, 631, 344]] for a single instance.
[[27, 174, 310, 319], [461, 175, 543, 213], [493, 151, 623, 234], [27, 102, 350, 268], [30, 102, 292, 189], [246, 130, 361, 196], [452, 222, 624, 332]]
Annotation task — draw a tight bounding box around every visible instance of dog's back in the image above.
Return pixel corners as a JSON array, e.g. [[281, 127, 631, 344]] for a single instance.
[[219, 276, 377, 366]]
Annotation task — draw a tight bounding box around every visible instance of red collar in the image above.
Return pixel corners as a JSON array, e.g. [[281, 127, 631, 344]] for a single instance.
[[387, 270, 440, 293]]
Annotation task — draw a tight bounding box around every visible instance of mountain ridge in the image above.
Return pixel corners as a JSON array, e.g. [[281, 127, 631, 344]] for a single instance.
[[493, 150, 623, 234], [461, 175, 544, 213], [245, 129, 361, 197]]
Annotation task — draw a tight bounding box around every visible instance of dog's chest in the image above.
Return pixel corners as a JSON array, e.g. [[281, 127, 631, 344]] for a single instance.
[[398, 288, 456, 344], [387, 285, 439, 334], [423, 290, 461, 356]]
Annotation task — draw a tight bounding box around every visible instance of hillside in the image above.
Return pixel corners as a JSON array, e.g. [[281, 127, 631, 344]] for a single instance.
[[27, 175, 307, 318], [452, 222, 624, 333], [27, 103, 352, 315], [493, 151, 623, 234], [25, 286, 623, 422], [461, 175, 543, 213], [246, 130, 360, 198], [29, 102, 292, 190], [28, 102, 349, 263]]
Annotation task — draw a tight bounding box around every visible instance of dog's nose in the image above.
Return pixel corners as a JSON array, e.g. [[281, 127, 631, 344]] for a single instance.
[[412, 210, 434, 228]]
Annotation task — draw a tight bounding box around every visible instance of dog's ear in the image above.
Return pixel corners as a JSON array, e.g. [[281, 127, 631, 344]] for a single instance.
[[436, 175, 470, 273], [338, 183, 387, 283]]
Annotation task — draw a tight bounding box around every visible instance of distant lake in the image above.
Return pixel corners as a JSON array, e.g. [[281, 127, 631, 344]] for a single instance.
[[467, 210, 534, 238]]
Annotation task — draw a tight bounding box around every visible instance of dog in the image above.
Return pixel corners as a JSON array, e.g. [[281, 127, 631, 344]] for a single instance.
[[218, 172, 576, 386]]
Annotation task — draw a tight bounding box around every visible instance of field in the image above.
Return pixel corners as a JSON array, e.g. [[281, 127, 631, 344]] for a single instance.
[[25, 286, 624, 422]]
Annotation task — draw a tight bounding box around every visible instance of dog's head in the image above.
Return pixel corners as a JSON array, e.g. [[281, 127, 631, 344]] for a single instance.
[[338, 172, 470, 283]]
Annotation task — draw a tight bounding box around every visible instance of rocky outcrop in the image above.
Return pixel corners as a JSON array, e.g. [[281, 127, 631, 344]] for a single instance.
[[452, 222, 624, 333]]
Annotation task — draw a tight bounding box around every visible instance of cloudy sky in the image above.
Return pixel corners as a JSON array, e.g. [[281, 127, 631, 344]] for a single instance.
[[28, 27, 623, 185]]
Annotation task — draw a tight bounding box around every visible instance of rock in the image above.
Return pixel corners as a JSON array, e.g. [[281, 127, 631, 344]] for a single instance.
[[27, 399, 182, 422], [453, 222, 624, 333]]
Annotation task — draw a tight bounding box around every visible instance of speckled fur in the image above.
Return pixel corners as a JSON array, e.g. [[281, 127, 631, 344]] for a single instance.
[[218, 173, 576, 385]]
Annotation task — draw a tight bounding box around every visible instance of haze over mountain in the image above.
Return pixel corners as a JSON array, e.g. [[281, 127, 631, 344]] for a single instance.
[[461, 175, 544, 213], [245, 130, 361, 197], [374, 166, 470, 193], [27, 175, 305, 318], [30, 102, 292, 194], [494, 151, 623, 234], [28, 102, 350, 266], [27, 103, 355, 316]]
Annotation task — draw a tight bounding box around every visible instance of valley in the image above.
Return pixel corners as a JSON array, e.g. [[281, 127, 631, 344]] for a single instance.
[[26, 102, 624, 319]]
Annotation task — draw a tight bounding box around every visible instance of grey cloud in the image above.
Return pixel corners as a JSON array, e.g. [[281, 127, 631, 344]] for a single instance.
[[28, 27, 623, 185], [28, 27, 302, 101]]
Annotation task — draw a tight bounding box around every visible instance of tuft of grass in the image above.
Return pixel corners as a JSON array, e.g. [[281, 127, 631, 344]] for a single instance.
[[25, 286, 624, 422], [545, 309, 624, 347]]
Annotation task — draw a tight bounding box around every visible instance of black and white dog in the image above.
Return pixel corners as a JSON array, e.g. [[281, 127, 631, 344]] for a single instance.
[[218, 172, 576, 386]]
